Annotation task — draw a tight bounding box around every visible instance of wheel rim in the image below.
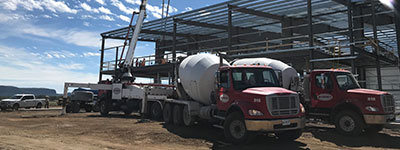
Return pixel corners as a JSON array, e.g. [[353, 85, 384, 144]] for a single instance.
[[230, 120, 246, 139], [100, 102, 106, 113], [151, 103, 160, 117], [339, 115, 355, 132]]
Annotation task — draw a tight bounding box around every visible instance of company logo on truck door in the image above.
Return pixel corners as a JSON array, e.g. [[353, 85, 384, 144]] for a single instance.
[[113, 88, 121, 95], [317, 93, 333, 101], [219, 94, 229, 103]]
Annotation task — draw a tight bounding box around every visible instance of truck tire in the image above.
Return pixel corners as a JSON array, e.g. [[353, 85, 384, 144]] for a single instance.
[[12, 104, 19, 111], [173, 105, 183, 125], [163, 103, 173, 124], [224, 112, 249, 143], [36, 103, 42, 109], [365, 125, 384, 133], [71, 102, 80, 113], [182, 105, 195, 126], [84, 105, 93, 112], [150, 102, 162, 120], [66, 105, 72, 113], [93, 104, 100, 112], [334, 110, 364, 136], [275, 129, 303, 141], [100, 100, 109, 116]]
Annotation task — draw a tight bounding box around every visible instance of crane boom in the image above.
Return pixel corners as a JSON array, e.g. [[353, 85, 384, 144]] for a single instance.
[[124, 0, 148, 67]]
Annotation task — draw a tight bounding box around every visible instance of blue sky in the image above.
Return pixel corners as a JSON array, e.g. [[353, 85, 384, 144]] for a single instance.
[[0, 0, 227, 93]]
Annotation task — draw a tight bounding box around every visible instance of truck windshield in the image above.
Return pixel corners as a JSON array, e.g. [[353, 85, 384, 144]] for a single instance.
[[334, 72, 360, 90], [232, 68, 280, 90], [10, 96, 22, 99]]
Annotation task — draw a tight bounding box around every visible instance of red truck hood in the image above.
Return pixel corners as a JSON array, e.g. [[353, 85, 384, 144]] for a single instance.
[[242, 87, 296, 96], [347, 88, 387, 95]]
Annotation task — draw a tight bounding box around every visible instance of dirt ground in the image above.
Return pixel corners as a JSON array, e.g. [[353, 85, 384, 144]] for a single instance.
[[0, 108, 399, 150]]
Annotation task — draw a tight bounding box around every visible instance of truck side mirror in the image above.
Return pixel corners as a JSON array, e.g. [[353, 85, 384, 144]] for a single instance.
[[215, 71, 221, 89], [275, 70, 283, 87]]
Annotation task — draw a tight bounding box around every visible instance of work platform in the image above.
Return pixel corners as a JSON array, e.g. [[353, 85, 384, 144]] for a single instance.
[[98, 0, 400, 87]]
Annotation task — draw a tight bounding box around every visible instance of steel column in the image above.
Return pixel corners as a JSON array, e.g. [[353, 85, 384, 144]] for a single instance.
[[307, 0, 314, 70], [347, 0, 356, 74], [228, 5, 233, 52], [115, 47, 119, 75], [395, 12, 400, 68], [99, 37, 105, 81], [371, 0, 382, 90], [172, 19, 177, 84]]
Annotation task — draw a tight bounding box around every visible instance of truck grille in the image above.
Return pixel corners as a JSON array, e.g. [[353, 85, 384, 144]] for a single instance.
[[381, 94, 395, 113], [267, 95, 299, 116]]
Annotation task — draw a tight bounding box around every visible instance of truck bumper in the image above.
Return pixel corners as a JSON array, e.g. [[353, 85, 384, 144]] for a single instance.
[[364, 114, 396, 124], [245, 117, 305, 132]]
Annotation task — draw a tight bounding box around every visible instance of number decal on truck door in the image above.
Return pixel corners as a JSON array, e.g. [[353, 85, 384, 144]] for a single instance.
[[317, 93, 333, 101]]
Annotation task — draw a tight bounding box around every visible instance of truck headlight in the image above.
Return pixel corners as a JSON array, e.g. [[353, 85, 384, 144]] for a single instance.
[[300, 103, 306, 113], [248, 109, 264, 116], [365, 106, 379, 112]]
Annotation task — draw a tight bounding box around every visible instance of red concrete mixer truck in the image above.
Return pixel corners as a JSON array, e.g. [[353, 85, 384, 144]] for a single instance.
[[233, 58, 397, 136]]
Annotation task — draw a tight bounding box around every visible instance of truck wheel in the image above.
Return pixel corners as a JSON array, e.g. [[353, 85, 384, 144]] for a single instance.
[[224, 112, 249, 143], [71, 102, 80, 113], [66, 105, 72, 113], [100, 100, 109, 116], [12, 104, 19, 111], [275, 129, 303, 141], [182, 105, 195, 126], [36, 103, 42, 109], [173, 105, 183, 125], [365, 125, 384, 133], [93, 104, 100, 112], [334, 110, 364, 136], [84, 105, 93, 112], [150, 102, 162, 120], [163, 103, 173, 124]]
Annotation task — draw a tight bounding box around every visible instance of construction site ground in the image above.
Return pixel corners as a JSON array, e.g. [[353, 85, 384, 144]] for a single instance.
[[0, 108, 400, 150]]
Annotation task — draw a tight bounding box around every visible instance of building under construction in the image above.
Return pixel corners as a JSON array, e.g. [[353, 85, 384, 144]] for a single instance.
[[98, 0, 400, 97]]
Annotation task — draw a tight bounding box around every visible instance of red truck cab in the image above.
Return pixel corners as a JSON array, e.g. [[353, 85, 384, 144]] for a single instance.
[[216, 65, 305, 142], [303, 69, 396, 135]]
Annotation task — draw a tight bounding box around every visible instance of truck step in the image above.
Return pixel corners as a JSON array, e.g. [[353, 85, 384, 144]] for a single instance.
[[213, 124, 224, 129], [213, 115, 225, 120]]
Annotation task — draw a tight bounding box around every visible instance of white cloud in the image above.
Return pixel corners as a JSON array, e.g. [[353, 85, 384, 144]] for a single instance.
[[67, 16, 74, 19], [125, 0, 178, 19], [20, 24, 101, 47], [111, 0, 137, 14], [58, 63, 85, 70], [83, 22, 90, 26], [95, 0, 106, 5], [99, 15, 114, 21], [2, 0, 79, 14], [80, 3, 113, 15], [80, 2, 99, 13], [119, 15, 130, 22], [83, 52, 100, 57], [98, 6, 112, 14], [42, 14, 52, 18], [0, 13, 27, 23], [0, 45, 98, 92], [184, 7, 192, 12]]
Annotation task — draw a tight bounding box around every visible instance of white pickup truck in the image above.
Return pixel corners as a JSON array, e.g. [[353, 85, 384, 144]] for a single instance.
[[0, 94, 46, 110]]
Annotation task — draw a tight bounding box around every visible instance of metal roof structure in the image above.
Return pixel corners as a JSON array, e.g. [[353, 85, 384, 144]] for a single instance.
[[99, 0, 400, 88]]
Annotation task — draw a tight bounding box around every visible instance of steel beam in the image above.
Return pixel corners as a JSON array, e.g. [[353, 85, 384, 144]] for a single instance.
[[228, 5, 233, 52], [175, 18, 226, 30], [229, 5, 282, 20], [172, 20, 177, 84], [371, 0, 382, 90], [99, 37, 105, 81], [347, 0, 356, 74]]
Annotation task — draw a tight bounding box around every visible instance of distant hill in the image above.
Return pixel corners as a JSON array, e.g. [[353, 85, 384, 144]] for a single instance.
[[0, 85, 58, 97]]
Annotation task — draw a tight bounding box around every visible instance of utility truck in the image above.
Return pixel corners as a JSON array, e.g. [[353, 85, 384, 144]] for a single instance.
[[0, 94, 45, 110], [233, 58, 397, 135]]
